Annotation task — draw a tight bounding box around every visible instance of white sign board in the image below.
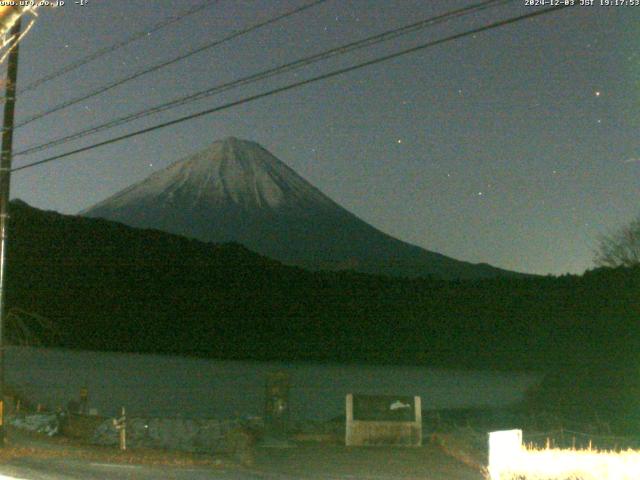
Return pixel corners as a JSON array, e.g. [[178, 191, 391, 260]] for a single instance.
[[488, 429, 523, 480]]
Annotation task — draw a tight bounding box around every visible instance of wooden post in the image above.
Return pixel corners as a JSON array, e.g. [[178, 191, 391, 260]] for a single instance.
[[345, 393, 353, 446], [119, 407, 126, 451], [113, 406, 126, 451], [79, 387, 88, 415], [414, 395, 422, 447]]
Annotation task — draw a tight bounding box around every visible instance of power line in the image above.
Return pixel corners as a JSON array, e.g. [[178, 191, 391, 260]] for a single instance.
[[12, 0, 329, 129], [19, 0, 221, 95], [12, 5, 573, 174], [15, 0, 515, 158]]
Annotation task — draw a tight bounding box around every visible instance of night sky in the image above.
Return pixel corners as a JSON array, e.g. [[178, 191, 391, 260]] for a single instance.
[[5, 0, 639, 275]]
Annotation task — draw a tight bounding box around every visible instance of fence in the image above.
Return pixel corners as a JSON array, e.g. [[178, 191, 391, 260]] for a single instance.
[[522, 428, 640, 452]]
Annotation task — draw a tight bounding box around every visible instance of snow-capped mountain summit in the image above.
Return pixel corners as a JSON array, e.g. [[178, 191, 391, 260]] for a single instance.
[[91, 137, 335, 212], [82, 137, 517, 279]]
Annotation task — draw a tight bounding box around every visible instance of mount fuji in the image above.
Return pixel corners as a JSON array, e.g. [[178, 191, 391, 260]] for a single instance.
[[82, 137, 517, 279]]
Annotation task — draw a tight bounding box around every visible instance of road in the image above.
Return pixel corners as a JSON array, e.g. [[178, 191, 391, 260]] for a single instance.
[[0, 457, 256, 480]]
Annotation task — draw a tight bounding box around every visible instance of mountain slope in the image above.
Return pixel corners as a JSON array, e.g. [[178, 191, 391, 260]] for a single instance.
[[82, 137, 519, 279]]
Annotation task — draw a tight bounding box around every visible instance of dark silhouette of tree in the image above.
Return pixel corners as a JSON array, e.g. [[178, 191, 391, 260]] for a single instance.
[[594, 215, 640, 268]]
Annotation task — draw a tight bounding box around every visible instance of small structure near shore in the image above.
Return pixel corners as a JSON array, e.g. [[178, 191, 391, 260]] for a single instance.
[[345, 394, 421, 446]]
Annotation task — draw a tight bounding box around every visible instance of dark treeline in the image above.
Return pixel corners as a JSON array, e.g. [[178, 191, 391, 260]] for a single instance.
[[6, 200, 640, 431]]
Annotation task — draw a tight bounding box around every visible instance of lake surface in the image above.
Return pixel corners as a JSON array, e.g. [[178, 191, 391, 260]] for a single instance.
[[6, 346, 541, 421]]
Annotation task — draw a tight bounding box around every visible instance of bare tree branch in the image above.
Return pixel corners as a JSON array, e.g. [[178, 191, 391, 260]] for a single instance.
[[594, 217, 640, 268]]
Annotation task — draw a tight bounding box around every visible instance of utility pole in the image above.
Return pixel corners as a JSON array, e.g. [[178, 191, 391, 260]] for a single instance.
[[0, 16, 22, 446]]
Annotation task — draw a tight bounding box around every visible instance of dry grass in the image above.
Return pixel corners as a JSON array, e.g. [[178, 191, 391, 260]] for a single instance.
[[3, 427, 229, 468], [2, 443, 226, 467], [489, 445, 640, 480], [432, 427, 640, 480]]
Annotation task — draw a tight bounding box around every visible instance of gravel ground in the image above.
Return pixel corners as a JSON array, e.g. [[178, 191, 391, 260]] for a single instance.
[[0, 428, 485, 480], [248, 443, 485, 480]]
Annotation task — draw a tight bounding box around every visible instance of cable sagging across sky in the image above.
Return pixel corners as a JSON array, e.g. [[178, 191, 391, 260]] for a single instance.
[[15, 0, 515, 157], [18, 0, 221, 95], [12, 0, 329, 130], [12, 4, 574, 173]]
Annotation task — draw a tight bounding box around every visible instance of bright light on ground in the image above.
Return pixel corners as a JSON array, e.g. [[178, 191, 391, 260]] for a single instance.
[[508, 447, 640, 480], [488, 429, 640, 480]]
